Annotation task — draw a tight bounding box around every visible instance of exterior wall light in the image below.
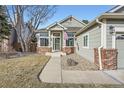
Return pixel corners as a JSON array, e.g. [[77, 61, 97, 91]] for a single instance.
[[109, 25, 115, 34]]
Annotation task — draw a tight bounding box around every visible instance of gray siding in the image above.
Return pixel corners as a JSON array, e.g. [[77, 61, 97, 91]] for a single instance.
[[76, 25, 101, 62], [106, 19, 124, 48], [61, 18, 85, 28]]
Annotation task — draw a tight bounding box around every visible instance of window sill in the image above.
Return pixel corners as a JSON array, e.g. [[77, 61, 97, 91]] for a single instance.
[[82, 46, 89, 49], [39, 46, 49, 47], [65, 46, 74, 47]]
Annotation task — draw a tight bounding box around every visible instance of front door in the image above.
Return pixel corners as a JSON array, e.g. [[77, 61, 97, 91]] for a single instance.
[[53, 37, 60, 51], [52, 32, 61, 52]]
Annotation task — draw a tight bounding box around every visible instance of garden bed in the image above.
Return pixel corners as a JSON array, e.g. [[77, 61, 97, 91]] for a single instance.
[[61, 53, 98, 71]]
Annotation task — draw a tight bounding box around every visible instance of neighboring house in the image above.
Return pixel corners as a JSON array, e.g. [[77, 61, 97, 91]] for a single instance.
[[0, 39, 9, 52], [75, 5, 124, 69], [36, 16, 86, 54]]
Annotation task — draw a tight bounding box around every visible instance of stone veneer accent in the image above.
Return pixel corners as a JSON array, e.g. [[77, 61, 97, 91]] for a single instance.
[[94, 48, 117, 70], [37, 47, 52, 53], [37, 46, 75, 55], [62, 47, 75, 55]]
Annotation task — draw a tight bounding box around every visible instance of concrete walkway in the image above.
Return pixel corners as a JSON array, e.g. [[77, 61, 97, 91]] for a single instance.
[[39, 52, 62, 83], [39, 52, 124, 84]]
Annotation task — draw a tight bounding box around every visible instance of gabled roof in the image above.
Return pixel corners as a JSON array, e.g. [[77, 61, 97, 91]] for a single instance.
[[43, 15, 86, 30], [76, 6, 124, 36], [46, 22, 67, 30], [58, 15, 86, 26], [76, 13, 124, 36], [106, 5, 124, 13]]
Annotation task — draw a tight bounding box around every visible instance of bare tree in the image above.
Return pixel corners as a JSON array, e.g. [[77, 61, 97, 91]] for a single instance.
[[6, 5, 56, 52]]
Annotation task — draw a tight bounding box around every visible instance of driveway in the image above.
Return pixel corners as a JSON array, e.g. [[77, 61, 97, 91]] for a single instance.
[[39, 52, 124, 85]]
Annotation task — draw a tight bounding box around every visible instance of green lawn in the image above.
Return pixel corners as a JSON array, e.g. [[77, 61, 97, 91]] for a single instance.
[[0, 54, 124, 88]]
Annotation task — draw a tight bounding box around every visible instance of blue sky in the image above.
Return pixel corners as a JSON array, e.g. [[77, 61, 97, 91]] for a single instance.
[[41, 5, 114, 28]]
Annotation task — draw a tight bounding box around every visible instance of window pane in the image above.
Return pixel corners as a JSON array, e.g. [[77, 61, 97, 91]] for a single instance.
[[53, 33, 60, 36], [66, 38, 74, 46], [40, 38, 48, 46], [83, 35, 88, 47], [67, 32, 74, 37], [40, 32, 48, 36]]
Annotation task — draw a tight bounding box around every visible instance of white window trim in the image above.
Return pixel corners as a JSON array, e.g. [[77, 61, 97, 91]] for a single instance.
[[66, 37, 74, 47], [52, 32, 61, 52], [82, 33, 89, 49], [65, 32, 75, 47], [112, 27, 124, 49], [39, 37, 49, 47]]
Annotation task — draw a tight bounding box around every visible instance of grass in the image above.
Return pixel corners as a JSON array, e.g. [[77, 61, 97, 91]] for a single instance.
[[0, 54, 50, 88], [0, 54, 124, 88]]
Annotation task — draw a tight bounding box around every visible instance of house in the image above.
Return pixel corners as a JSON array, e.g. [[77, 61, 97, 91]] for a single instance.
[[75, 5, 124, 69], [0, 39, 9, 52], [36, 16, 86, 54]]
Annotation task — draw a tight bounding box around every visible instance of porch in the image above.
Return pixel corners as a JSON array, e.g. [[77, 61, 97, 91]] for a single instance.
[[37, 28, 75, 54]]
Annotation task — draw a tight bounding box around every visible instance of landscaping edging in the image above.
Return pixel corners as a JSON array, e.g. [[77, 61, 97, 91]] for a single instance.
[[37, 56, 51, 82]]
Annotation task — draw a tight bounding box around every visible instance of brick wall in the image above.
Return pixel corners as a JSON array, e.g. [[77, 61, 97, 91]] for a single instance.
[[62, 47, 75, 55], [37, 47, 52, 54], [94, 48, 117, 70]]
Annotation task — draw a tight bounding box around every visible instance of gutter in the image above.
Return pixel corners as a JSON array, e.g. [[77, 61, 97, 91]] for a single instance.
[[76, 13, 124, 37], [96, 19, 104, 70]]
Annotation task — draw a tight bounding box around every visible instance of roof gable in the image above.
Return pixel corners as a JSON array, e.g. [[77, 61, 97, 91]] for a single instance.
[[59, 16, 86, 27], [48, 22, 67, 30], [76, 13, 124, 36], [46, 15, 86, 30]]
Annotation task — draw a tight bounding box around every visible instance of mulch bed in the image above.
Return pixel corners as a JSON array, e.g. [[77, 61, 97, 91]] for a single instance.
[[61, 53, 99, 71]]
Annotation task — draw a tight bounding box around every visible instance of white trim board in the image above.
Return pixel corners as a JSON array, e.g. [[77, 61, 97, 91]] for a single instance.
[[115, 27, 124, 32], [82, 33, 89, 49]]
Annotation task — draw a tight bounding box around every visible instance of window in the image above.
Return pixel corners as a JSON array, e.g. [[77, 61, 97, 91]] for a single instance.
[[40, 38, 49, 46], [40, 32, 48, 37], [116, 34, 124, 40], [40, 32, 49, 46], [67, 32, 74, 37], [66, 32, 75, 46], [83, 34, 89, 48], [66, 38, 74, 46], [53, 33, 60, 36]]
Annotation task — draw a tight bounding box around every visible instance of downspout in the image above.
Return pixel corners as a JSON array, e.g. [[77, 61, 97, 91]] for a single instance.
[[98, 46, 103, 70], [96, 19, 104, 70]]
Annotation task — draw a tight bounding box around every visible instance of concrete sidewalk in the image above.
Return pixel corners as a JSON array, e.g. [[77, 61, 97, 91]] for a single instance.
[[39, 52, 124, 84], [62, 70, 120, 84]]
